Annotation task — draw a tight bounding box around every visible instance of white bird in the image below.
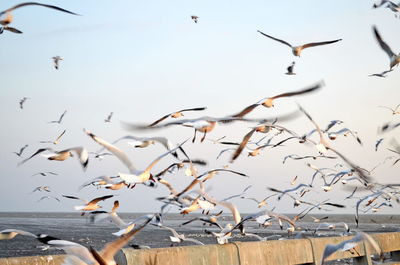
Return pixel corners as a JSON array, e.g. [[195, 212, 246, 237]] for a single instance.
[[18, 147, 89, 170], [232, 81, 323, 118], [160, 225, 204, 245], [0, 25, 22, 34], [62, 194, 114, 213], [0, 229, 37, 240], [31, 186, 51, 193], [321, 232, 381, 265], [148, 107, 207, 127], [52, 56, 63, 70], [85, 129, 186, 186], [373, 25, 400, 69], [257, 30, 342, 57], [379, 104, 400, 115], [37, 195, 60, 203]]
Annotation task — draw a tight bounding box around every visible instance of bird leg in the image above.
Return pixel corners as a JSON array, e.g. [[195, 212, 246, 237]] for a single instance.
[[201, 132, 207, 142], [192, 129, 197, 143]]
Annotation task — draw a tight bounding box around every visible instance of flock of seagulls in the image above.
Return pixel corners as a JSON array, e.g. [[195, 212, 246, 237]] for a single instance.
[[1, 1, 399, 265]]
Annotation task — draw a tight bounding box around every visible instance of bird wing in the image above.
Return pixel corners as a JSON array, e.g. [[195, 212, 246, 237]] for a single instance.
[[4, 26, 22, 33], [231, 103, 261, 118], [148, 113, 173, 127], [178, 107, 207, 113], [230, 129, 256, 162], [0, 2, 80, 16], [257, 30, 292, 47], [373, 26, 396, 58], [271, 81, 324, 100], [301, 39, 342, 50], [85, 129, 136, 173], [66, 147, 89, 170], [143, 139, 188, 172], [62, 195, 88, 204], [100, 217, 152, 262], [54, 130, 66, 143], [58, 110, 67, 123], [88, 195, 114, 205], [18, 148, 53, 166]]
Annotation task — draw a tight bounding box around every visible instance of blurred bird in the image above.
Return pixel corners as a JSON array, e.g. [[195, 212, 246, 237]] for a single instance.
[[373, 25, 400, 69], [40, 129, 66, 145], [19, 97, 29, 109], [52, 56, 63, 70], [104, 112, 113, 123], [285, 61, 296, 75], [13, 144, 28, 157], [48, 110, 67, 124], [191, 15, 199, 23]]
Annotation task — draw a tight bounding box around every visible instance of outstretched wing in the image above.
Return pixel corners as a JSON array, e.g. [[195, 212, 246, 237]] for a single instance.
[[257, 30, 292, 47], [301, 39, 342, 50], [0, 2, 80, 16], [373, 26, 396, 58]]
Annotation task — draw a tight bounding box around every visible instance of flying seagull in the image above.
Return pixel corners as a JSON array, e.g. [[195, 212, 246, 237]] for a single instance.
[[13, 144, 28, 157], [232, 81, 323, 117], [40, 129, 66, 145], [48, 110, 67, 124], [0, 2, 80, 17], [372, 25, 400, 69], [18, 147, 89, 170], [104, 112, 113, 123], [52, 56, 63, 70], [257, 30, 342, 57], [19, 97, 29, 109], [148, 107, 207, 127], [191, 15, 199, 23]]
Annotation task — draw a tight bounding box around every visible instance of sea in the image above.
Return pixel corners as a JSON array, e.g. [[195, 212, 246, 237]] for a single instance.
[[0, 212, 399, 258]]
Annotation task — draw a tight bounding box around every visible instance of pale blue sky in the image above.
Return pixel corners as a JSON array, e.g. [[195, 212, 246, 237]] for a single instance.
[[0, 0, 399, 215]]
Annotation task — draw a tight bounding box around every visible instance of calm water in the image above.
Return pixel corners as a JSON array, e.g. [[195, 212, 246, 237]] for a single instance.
[[0, 212, 399, 258]]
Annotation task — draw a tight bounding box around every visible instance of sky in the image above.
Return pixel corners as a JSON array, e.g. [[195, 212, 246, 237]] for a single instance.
[[0, 0, 399, 216]]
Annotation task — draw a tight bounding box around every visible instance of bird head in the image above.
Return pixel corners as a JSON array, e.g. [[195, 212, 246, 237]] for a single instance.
[[262, 98, 274, 108]]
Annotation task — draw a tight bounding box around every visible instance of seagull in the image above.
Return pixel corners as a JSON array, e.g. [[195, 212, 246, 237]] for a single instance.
[[159, 225, 204, 245], [327, 128, 363, 145], [19, 97, 29, 109], [40, 129, 66, 145], [37, 195, 60, 202], [191, 15, 199, 23], [31, 171, 58, 177], [375, 138, 384, 151], [48, 110, 67, 124], [96, 134, 178, 158], [18, 147, 89, 170], [13, 144, 28, 157], [88, 152, 113, 161], [62, 194, 114, 214], [285, 61, 296, 75], [180, 211, 223, 229], [379, 104, 400, 115], [373, 0, 391, 8], [372, 25, 400, 69], [232, 81, 323, 118], [52, 56, 63, 70], [85, 129, 186, 186], [0, 229, 36, 240], [257, 30, 342, 57], [369, 69, 393, 77], [47, 218, 151, 265], [31, 186, 51, 193], [321, 232, 381, 265], [104, 112, 113, 123], [147, 107, 207, 127]]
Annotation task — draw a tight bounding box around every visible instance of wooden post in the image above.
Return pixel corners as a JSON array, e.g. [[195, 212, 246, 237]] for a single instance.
[[353, 242, 372, 265], [391, 250, 400, 261]]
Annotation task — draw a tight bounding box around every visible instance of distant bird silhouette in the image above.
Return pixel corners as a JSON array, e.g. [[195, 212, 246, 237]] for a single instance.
[[48, 110, 67, 124], [19, 97, 29, 109], [104, 112, 113, 123], [191, 15, 199, 23], [285, 61, 296, 75], [13, 144, 28, 157], [52, 56, 63, 70]]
